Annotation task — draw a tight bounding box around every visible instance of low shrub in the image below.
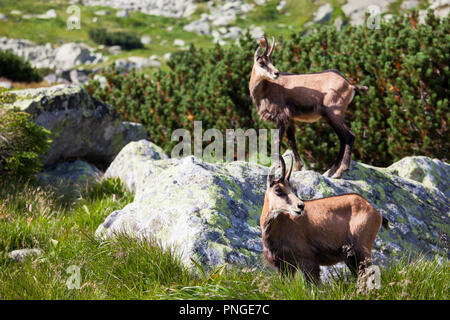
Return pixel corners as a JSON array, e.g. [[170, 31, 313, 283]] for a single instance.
[[88, 28, 143, 50], [0, 109, 52, 177], [0, 50, 42, 83]]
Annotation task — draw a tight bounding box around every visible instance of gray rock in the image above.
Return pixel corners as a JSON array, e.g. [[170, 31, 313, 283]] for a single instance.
[[54, 43, 99, 71], [96, 141, 450, 273], [36, 9, 57, 19], [401, 0, 419, 10], [116, 9, 129, 18], [314, 3, 333, 23], [0, 13, 8, 21], [107, 45, 122, 55], [183, 20, 211, 35], [94, 10, 110, 16], [342, 0, 395, 25], [38, 160, 102, 187], [140, 35, 152, 45], [249, 25, 264, 39], [277, 0, 287, 12], [93, 74, 108, 89], [0, 81, 12, 89], [8, 249, 42, 262], [4, 85, 148, 167], [334, 16, 345, 30], [84, 0, 198, 19], [173, 39, 186, 47], [429, 0, 450, 19]]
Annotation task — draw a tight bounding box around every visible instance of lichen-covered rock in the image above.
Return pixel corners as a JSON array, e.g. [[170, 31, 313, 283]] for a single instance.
[[96, 141, 449, 272], [104, 140, 169, 192], [38, 160, 102, 187], [4, 84, 148, 168]]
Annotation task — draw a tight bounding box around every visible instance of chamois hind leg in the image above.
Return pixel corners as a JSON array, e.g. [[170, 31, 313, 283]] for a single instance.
[[274, 120, 287, 167], [324, 110, 355, 179], [286, 125, 302, 171], [323, 112, 346, 178]]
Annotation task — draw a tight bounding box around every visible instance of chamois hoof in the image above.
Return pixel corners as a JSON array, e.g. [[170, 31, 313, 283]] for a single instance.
[[331, 168, 349, 179], [323, 169, 331, 177]]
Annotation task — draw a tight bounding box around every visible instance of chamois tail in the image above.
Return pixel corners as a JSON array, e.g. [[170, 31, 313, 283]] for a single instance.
[[354, 85, 369, 92]]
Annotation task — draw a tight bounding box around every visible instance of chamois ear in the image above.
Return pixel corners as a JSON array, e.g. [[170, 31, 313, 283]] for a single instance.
[[259, 36, 267, 49], [254, 46, 262, 60], [266, 164, 276, 187]]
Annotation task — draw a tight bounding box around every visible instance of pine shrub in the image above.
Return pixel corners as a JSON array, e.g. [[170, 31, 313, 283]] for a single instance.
[[0, 50, 42, 83], [0, 108, 52, 177], [87, 11, 449, 169], [88, 28, 143, 50]]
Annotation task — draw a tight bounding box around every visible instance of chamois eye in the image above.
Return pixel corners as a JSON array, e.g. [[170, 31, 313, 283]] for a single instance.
[[274, 186, 284, 196]]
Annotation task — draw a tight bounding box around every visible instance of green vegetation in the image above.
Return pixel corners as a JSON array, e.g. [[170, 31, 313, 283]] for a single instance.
[[88, 28, 143, 50], [0, 177, 447, 299], [0, 108, 51, 177], [88, 12, 449, 169], [0, 50, 42, 82]]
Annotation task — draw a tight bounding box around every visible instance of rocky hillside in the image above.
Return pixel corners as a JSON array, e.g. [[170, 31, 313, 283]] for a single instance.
[[0, 0, 448, 88]]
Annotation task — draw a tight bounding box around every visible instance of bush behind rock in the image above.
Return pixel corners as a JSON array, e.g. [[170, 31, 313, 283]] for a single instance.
[[88, 11, 449, 169], [0, 108, 52, 177]]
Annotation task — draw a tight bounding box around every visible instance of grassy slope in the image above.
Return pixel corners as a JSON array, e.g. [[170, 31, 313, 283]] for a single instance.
[[0, 0, 346, 72], [0, 177, 448, 300]]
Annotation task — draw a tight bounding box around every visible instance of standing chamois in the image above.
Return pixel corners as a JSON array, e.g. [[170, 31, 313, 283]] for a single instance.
[[249, 36, 368, 178], [260, 155, 389, 284]]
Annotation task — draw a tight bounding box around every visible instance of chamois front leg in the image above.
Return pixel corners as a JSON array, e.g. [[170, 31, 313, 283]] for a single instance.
[[286, 125, 303, 171]]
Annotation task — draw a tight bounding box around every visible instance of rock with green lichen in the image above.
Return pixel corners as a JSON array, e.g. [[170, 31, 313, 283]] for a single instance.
[[96, 141, 449, 272], [3, 84, 147, 168], [38, 160, 102, 187]]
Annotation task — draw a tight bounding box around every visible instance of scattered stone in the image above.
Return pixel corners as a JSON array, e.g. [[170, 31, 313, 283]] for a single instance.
[[163, 52, 172, 60], [36, 9, 57, 19], [107, 45, 122, 55], [140, 35, 152, 45], [249, 25, 264, 39], [342, 0, 395, 26], [314, 3, 334, 23], [116, 9, 129, 18], [334, 16, 345, 30], [0, 81, 12, 89], [8, 249, 42, 262], [173, 39, 186, 47], [94, 9, 110, 16], [401, 0, 419, 10], [429, 0, 450, 19], [277, 0, 287, 12], [93, 74, 108, 89], [183, 20, 211, 35], [84, 0, 199, 19]]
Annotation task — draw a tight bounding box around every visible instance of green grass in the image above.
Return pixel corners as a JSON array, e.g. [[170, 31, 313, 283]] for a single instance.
[[0, 177, 448, 300]]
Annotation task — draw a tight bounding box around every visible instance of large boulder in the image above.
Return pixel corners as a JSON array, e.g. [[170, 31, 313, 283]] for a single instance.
[[96, 140, 449, 272], [4, 85, 148, 168]]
